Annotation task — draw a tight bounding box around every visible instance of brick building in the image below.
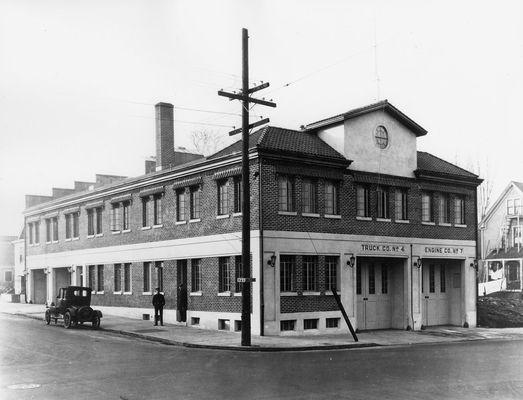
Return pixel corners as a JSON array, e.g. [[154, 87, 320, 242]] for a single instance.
[[23, 100, 482, 335]]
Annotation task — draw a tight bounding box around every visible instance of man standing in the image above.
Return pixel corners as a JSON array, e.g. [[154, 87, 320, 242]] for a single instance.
[[152, 288, 165, 326]]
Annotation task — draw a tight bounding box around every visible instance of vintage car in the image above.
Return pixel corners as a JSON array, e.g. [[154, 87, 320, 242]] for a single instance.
[[45, 286, 103, 329]]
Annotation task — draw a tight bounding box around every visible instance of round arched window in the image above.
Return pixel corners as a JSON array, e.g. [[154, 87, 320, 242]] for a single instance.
[[375, 125, 389, 149]]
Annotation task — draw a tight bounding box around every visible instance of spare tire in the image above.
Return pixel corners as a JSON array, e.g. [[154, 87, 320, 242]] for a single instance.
[[78, 306, 93, 321]]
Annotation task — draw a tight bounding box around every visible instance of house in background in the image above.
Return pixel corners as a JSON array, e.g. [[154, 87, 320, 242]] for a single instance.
[[12, 228, 26, 301], [479, 181, 523, 295], [0, 235, 16, 294]]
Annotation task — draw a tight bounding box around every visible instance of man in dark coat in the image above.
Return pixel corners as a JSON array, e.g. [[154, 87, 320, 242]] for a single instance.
[[152, 288, 165, 326]]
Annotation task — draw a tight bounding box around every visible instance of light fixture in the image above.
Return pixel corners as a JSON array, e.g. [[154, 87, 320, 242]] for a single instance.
[[346, 254, 356, 268], [470, 259, 478, 270], [67, 266, 75, 273], [412, 256, 422, 269], [267, 254, 276, 268]]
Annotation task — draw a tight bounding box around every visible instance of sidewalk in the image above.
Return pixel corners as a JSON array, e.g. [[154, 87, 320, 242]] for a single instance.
[[2, 302, 523, 351]]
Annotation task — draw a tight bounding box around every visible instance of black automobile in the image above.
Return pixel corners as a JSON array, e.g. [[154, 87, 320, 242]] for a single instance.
[[45, 286, 103, 329]]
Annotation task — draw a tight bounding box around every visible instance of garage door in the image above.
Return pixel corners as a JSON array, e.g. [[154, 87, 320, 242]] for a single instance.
[[33, 269, 47, 304], [356, 261, 392, 330], [422, 263, 449, 326]]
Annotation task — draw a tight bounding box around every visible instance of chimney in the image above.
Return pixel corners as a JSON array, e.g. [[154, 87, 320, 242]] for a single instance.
[[155, 102, 175, 170], [145, 157, 157, 174]]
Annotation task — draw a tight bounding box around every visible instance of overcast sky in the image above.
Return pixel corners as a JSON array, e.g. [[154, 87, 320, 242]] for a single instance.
[[1, 0, 522, 236]]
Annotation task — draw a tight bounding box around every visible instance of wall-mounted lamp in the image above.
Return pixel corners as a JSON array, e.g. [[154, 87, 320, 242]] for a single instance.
[[469, 259, 478, 270], [346, 254, 356, 268], [67, 266, 75, 273], [267, 254, 276, 268], [412, 256, 422, 269], [44, 267, 51, 275]]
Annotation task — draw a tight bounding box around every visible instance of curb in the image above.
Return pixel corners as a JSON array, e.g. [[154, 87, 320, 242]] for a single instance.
[[7, 311, 379, 352]]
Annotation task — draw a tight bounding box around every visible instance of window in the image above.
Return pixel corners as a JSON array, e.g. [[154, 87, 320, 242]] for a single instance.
[[110, 204, 120, 231], [234, 255, 242, 293], [97, 265, 104, 292], [280, 255, 296, 292], [65, 212, 79, 239], [218, 257, 230, 292], [395, 188, 408, 220], [143, 262, 151, 292], [176, 189, 186, 221], [114, 264, 122, 292], [516, 199, 522, 215], [72, 213, 79, 238], [375, 125, 389, 149], [234, 320, 242, 332], [280, 320, 296, 331], [421, 192, 434, 222], [217, 179, 229, 215], [218, 319, 230, 330], [95, 207, 102, 234], [233, 177, 242, 213], [28, 221, 39, 245], [153, 194, 163, 225], [325, 181, 339, 215], [78, 266, 84, 287], [368, 264, 375, 294], [191, 259, 201, 292], [278, 175, 294, 212], [439, 193, 450, 224], [88, 265, 95, 290], [52, 217, 58, 241], [28, 222, 33, 245], [301, 179, 317, 214], [440, 265, 446, 293], [191, 317, 200, 326], [303, 255, 318, 292], [376, 186, 389, 219], [123, 263, 131, 292], [45, 219, 51, 242], [155, 261, 163, 292], [4, 271, 13, 282], [122, 201, 130, 230], [87, 209, 95, 235], [326, 318, 340, 328], [356, 265, 362, 295], [454, 196, 465, 225], [304, 319, 318, 330], [507, 199, 515, 215], [65, 214, 71, 239], [325, 256, 339, 292], [142, 197, 150, 227], [513, 226, 523, 247], [190, 186, 200, 219], [429, 264, 435, 293], [381, 264, 388, 294], [356, 185, 370, 218]]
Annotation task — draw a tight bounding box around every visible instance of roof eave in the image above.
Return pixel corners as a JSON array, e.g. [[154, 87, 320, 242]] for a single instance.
[[414, 169, 483, 187]]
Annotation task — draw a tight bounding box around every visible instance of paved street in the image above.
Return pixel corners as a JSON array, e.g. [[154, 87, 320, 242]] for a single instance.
[[1, 314, 522, 400]]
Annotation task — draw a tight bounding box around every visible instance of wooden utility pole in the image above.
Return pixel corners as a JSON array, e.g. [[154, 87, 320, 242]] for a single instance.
[[218, 28, 276, 346]]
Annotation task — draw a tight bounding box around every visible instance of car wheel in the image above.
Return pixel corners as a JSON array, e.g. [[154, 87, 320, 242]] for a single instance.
[[92, 314, 100, 329], [45, 310, 51, 325], [64, 312, 72, 329]]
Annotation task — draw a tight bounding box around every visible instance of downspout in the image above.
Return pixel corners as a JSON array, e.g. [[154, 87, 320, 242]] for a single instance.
[[410, 243, 414, 330], [474, 189, 479, 321], [258, 160, 264, 336]]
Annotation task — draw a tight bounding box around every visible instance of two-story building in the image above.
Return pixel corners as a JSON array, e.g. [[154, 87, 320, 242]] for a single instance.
[[23, 100, 482, 335], [479, 181, 523, 295]]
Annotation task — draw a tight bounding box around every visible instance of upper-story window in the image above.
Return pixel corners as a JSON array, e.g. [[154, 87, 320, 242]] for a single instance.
[[454, 196, 465, 225], [142, 197, 149, 227], [439, 193, 451, 224], [110, 204, 120, 232], [176, 189, 186, 221], [190, 186, 200, 219], [46, 216, 59, 242], [513, 226, 523, 247], [375, 125, 389, 149], [217, 179, 229, 216], [142, 194, 163, 227], [356, 185, 370, 218], [395, 188, 408, 221], [88, 207, 103, 235], [65, 212, 80, 239], [233, 177, 242, 213], [324, 181, 339, 215], [122, 201, 130, 230], [421, 192, 434, 223], [507, 198, 521, 215], [301, 179, 317, 214], [376, 186, 389, 219], [28, 221, 40, 245], [278, 175, 295, 212], [153, 194, 163, 226]]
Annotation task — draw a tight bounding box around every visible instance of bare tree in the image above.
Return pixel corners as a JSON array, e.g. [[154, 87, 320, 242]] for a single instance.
[[191, 129, 224, 156]]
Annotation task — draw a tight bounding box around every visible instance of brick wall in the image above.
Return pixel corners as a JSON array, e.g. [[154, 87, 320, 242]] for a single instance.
[[260, 159, 477, 241]]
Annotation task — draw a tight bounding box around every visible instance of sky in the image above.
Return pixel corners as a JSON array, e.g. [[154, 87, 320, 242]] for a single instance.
[[1, 0, 522, 236]]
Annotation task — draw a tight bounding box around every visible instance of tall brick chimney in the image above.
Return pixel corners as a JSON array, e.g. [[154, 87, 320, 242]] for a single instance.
[[155, 102, 175, 170]]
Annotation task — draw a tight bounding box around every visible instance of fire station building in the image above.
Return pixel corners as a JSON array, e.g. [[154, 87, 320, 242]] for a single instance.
[[23, 100, 482, 336]]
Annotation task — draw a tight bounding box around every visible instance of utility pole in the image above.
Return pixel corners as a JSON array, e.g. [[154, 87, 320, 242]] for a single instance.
[[218, 28, 276, 346]]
